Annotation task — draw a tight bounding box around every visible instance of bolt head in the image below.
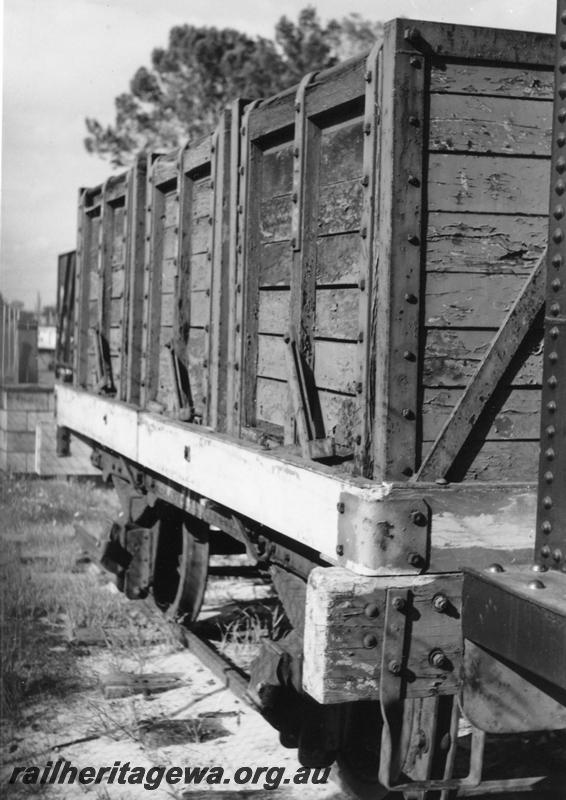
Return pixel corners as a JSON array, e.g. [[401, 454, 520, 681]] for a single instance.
[[392, 596, 406, 612], [364, 603, 380, 619], [407, 552, 422, 567], [410, 510, 427, 527], [335, 544, 344, 557], [388, 659, 402, 675], [487, 563, 504, 573], [528, 579, 545, 590], [363, 633, 378, 649], [432, 594, 448, 613]]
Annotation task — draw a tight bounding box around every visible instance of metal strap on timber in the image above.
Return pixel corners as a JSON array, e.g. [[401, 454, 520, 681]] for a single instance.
[[56, 252, 76, 374], [355, 40, 382, 475], [291, 71, 318, 253], [229, 99, 261, 434], [200, 131, 218, 425], [284, 325, 334, 460], [93, 325, 115, 394], [536, 0, 566, 569], [416, 248, 547, 482], [73, 188, 87, 385], [165, 340, 194, 421], [140, 154, 160, 405]]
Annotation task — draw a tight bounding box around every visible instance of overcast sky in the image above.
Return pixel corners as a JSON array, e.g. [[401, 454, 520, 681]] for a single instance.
[[0, 0, 558, 307]]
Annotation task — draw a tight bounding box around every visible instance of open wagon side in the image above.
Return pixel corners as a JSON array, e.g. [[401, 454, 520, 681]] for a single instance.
[[56, 13, 566, 798]]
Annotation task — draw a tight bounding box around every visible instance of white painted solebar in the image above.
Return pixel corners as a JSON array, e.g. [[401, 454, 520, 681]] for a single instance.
[[56, 385, 390, 571], [56, 386, 536, 574]]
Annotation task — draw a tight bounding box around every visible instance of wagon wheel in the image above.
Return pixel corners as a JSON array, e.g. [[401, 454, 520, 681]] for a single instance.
[[152, 513, 209, 624]]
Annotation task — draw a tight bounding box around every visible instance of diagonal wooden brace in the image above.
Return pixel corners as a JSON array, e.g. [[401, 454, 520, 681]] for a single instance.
[[416, 249, 547, 481]]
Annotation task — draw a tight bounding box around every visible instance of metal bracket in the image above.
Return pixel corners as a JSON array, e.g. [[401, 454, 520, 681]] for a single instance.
[[291, 71, 318, 253], [336, 494, 430, 573], [284, 325, 334, 460]]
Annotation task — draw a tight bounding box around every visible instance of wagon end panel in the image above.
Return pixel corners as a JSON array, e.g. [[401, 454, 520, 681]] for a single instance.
[[373, 20, 554, 484]]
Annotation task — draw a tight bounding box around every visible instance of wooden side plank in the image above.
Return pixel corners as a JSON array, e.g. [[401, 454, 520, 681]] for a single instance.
[[430, 62, 553, 98], [429, 95, 551, 155], [428, 154, 549, 214], [416, 250, 546, 481]]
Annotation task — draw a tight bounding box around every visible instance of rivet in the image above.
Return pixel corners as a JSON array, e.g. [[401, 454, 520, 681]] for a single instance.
[[392, 596, 406, 611], [549, 351, 559, 363], [432, 594, 449, 613], [240, 126, 246, 136], [360, 175, 369, 187], [202, 359, 208, 368], [556, 179, 566, 195], [337, 502, 345, 514], [542, 520, 553, 534], [238, 204, 243, 214], [364, 603, 380, 619], [388, 659, 402, 675], [402, 408, 415, 420], [411, 510, 427, 526], [407, 234, 420, 245], [557, 157, 566, 173], [239, 165, 244, 175], [550, 327, 560, 339], [235, 323, 240, 333], [546, 448, 556, 460], [559, 82, 566, 100], [403, 350, 416, 361], [292, 192, 298, 203], [402, 467, 414, 477], [553, 228, 563, 243], [356, 382, 363, 394], [361, 227, 368, 239], [205, 289, 210, 297], [365, 70, 372, 83], [548, 375, 558, 388], [295, 102, 301, 113], [358, 331, 364, 343], [550, 303, 561, 316], [552, 278, 562, 291], [234, 362, 239, 371], [407, 552, 422, 567], [363, 633, 378, 649], [237, 283, 242, 293], [558, 133, 566, 148], [409, 115, 420, 127], [555, 205, 565, 219], [562, 11, 566, 25], [407, 174, 420, 187], [559, 109, 566, 124], [487, 563, 504, 573], [546, 425, 556, 437], [336, 544, 344, 556], [207, 251, 212, 262], [553, 549, 563, 562], [541, 545, 551, 557], [543, 495, 553, 509], [544, 470, 554, 483], [405, 293, 418, 304], [293, 146, 300, 158], [355, 434, 362, 445], [204, 324, 209, 333], [359, 278, 366, 291], [291, 237, 297, 249], [211, 144, 215, 153], [528, 579, 545, 589], [364, 122, 371, 135]]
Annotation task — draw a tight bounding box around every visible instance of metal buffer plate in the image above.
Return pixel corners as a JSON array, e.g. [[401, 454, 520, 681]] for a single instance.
[[462, 567, 566, 697]]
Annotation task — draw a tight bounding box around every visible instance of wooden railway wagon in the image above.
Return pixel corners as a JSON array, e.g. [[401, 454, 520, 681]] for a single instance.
[[56, 13, 566, 798]]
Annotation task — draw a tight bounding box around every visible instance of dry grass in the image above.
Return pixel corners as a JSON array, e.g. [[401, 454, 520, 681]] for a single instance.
[[0, 474, 171, 734]]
